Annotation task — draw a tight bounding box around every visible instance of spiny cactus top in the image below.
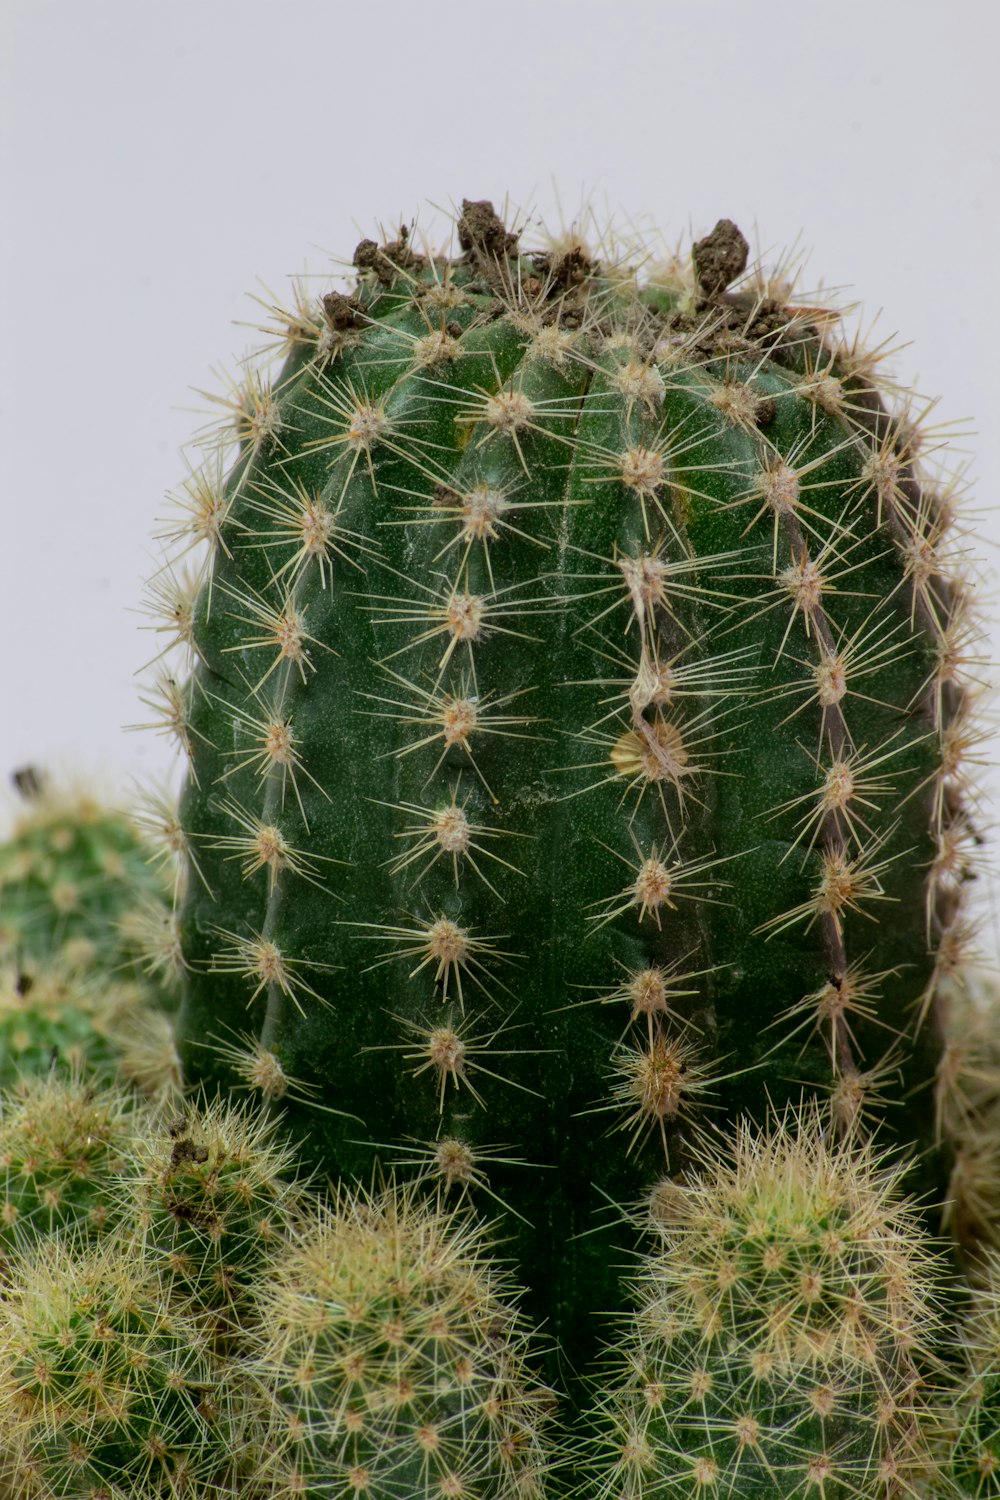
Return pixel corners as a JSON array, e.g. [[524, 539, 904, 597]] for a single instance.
[[254, 1184, 554, 1500], [155, 198, 983, 1372]]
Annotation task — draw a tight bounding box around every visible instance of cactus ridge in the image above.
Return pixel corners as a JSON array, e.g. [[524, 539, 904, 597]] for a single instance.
[[140, 198, 986, 1378]]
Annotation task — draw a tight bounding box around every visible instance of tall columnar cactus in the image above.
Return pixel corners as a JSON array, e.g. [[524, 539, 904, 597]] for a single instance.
[[156, 199, 982, 1372]]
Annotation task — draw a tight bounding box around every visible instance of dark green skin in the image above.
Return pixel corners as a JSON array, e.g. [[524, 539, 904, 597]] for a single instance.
[[176, 224, 954, 1388]]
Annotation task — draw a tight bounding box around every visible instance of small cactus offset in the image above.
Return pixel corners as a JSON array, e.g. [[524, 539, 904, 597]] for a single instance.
[[0, 770, 179, 989], [156, 197, 983, 1375], [122, 1097, 307, 1351], [0, 960, 181, 1097], [252, 1185, 555, 1500], [585, 1106, 951, 1499]]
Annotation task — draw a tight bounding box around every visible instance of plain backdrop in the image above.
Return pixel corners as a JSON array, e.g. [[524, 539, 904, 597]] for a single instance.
[[2, 0, 999, 944]]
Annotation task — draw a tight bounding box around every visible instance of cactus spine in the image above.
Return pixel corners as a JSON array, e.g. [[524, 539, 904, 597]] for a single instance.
[[158, 199, 980, 1374]]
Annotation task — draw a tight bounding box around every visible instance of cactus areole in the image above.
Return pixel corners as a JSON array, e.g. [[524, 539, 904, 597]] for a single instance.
[[171, 199, 970, 1374]]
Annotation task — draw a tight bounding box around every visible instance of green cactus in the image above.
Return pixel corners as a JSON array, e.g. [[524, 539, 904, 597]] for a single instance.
[[0, 1233, 248, 1498], [121, 1097, 307, 1353], [156, 199, 982, 1376], [0, 959, 181, 1099], [250, 1182, 554, 1500], [0, 769, 181, 995], [951, 1250, 1000, 1497], [0, 1072, 142, 1274], [583, 1104, 951, 1499]]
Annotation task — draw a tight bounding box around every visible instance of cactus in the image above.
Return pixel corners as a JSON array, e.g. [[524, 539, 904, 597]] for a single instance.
[[950, 1250, 1000, 1497], [0, 768, 181, 996], [121, 1097, 307, 1353], [0, 1072, 142, 1275], [584, 1105, 951, 1499], [250, 1182, 554, 1500], [0, 959, 181, 1098], [0, 1233, 247, 1498], [156, 199, 983, 1374]]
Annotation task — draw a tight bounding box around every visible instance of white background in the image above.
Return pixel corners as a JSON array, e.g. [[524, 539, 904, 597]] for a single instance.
[[2, 0, 999, 942]]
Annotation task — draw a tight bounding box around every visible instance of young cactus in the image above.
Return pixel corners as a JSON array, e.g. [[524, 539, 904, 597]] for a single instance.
[[0, 959, 181, 1099], [122, 1097, 307, 1353], [251, 1182, 554, 1500], [0, 1234, 245, 1498], [584, 1105, 950, 1499], [156, 197, 982, 1371], [0, 1072, 142, 1273], [0, 769, 179, 988]]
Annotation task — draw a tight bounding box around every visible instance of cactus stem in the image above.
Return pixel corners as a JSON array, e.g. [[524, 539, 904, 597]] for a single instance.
[[128, 672, 201, 779], [756, 822, 902, 942], [767, 958, 903, 1068], [216, 575, 335, 691], [366, 566, 558, 688], [298, 373, 394, 482], [240, 471, 382, 590], [379, 1136, 541, 1221], [765, 728, 920, 863], [213, 686, 330, 822], [767, 604, 915, 747], [156, 450, 238, 570], [380, 1008, 545, 1111], [193, 362, 288, 459]]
